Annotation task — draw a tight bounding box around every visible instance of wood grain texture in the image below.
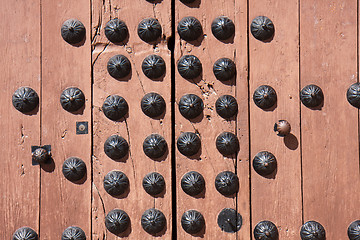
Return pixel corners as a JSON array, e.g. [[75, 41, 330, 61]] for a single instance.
[[301, 0, 360, 238], [40, 0, 91, 238], [0, 0, 41, 238], [249, 0, 302, 238], [91, 0, 172, 239]]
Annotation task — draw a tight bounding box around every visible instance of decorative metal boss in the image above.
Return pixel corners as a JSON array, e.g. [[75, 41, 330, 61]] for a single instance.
[[62, 157, 86, 182], [181, 171, 205, 196], [347, 82, 360, 108], [178, 94, 204, 119], [104, 18, 128, 43], [300, 84, 324, 108], [253, 220, 279, 240], [105, 209, 130, 234], [216, 132, 239, 156], [143, 134, 168, 159], [253, 85, 277, 109], [104, 135, 129, 160], [12, 87, 39, 113], [61, 226, 86, 240], [215, 171, 239, 196], [103, 170, 129, 197], [177, 132, 201, 156], [141, 208, 166, 234], [142, 55, 166, 79], [143, 172, 165, 196], [102, 95, 128, 121], [138, 18, 162, 43], [250, 16, 274, 41], [274, 120, 291, 137], [213, 58, 236, 82], [61, 19, 86, 44], [211, 16, 235, 41], [215, 95, 238, 119], [107, 55, 131, 79], [141, 92, 166, 118], [217, 208, 242, 233], [177, 55, 202, 79], [348, 220, 360, 240], [181, 210, 205, 234], [253, 151, 277, 176], [300, 221, 325, 240], [60, 87, 85, 112], [178, 16, 203, 41], [12, 227, 38, 240]]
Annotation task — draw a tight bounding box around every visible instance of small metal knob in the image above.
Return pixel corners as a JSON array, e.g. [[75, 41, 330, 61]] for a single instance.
[[215, 95, 238, 119], [143, 172, 165, 196], [60, 87, 85, 112], [103, 170, 129, 197], [12, 227, 38, 240], [274, 120, 291, 136], [138, 18, 162, 43], [181, 171, 205, 196], [102, 95, 128, 121], [347, 83, 360, 108], [12, 87, 39, 113], [254, 221, 279, 240], [141, 92, 166, 118], [211, 16, 235, 41], [213, 58, 236, 82], [215, 171, 239, 196], [300, 221, 325, 240], [62, 157, 86, 182], [177, 55, 202, 79], [348, 220, 360, 240], [107, 55, 131, 79], [142, 55, 166, 80], [61, 226, 86, 240], [217, 208, 242, 233], [253, 151, 277, 176], [300, 84, 324, 108], [178, 16, 202, 41], [105, 209, 130, 234], [104, 18, 128, 43], [61, 19, 86, 44], [104, 135, 129, 160], [177, 132, 201, 156], [32, 147, 50, 164], [181, 210, 205, 234], [143, 134, 168, 159], [179, 94, 204, 119], [253, 85, 277, 109], [250, 16, 274, 41], [216, 132, 239, 156], [141, 208, 166, 234]]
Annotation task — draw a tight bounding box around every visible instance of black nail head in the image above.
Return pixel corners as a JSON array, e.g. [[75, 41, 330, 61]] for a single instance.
[[32, 147, 50, 164], [300, 84, 324, 108], [60, 87, 85, 112], [107, 55, 131, 79], [217, 208, 242, 233], [181, 171, 205, 196], [142, 55, 166, 79], [215, 95, 238, 119], [12, 227, 38, 240], [105, 209, 130, 234], [254, 221, 279, 240], [104, 18, 128, 43], [177, 55, 202, 79], [104, 135, 129, 160], [177, 132, 201, 156], [103, 170, 129, 196], [215, 171, 239, 196], [141, 92, 166, 118], [179, 94, 204, 119], [348, 220, 360, 240], [142, 172, 165, 196], [180, 0, 196, 3], [61, 226, 86, 240], [178, 16, 202, 41], [253, 151, 277, 176], [141, 208, 166, 234], [12, 87, 39, 113], [61, 19, 86, 44], [253, 85, 277, 109], [213, 58, 236, 81], [347, 83, 360, 108], [62, 157, 86, 182], [250, 16, 274, 41], [300, 221, 325, 240], [216, 132, 239, 156], [211, 16, 235, 41], [102, 95, 128, 121], [181, 210, 205, 234], [137, 18, 162, 43], [143, 134, 168, 159]]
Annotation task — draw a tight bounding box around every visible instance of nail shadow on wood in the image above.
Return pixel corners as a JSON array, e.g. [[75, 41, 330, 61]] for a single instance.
[[188, 74, 203, 85], [113, 34, 129, 46], [151, 107, 166, 121], [284, 133, 298, 150], [191, 184, 206, 199], [113, 68, 132, 82], [218, 34, 235, 44], [23, 104, 39, 116], [217, 72, 236, 86], [188, 111, 204, 123], [72, 170, 87, 185], [262, 101, 277, 112], [152, 182, 166, 198], [190, 220, 206, 238], [68, 102, 86, 115], [40, 157, 55, 173], [185, 34, 204, 47], [115, 220, 132, 238], [261, 29, 275, 43], [263, 167, 277, 179], [180, 0, 201, 8], [152, 219, 167, 237], [307, 100, 324, 111], [113, 112, 129, 123], [112, 185, 130, 199], [186, 146, 202, 161], [149, 148, 169, 162], [70, 34, 86, 47], [147, 0, 163, 4], [111, 151, 129, 163]]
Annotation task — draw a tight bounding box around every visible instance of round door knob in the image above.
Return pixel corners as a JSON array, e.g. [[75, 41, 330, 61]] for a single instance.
[[217, 208, 242, 233], [143, 134, 168, 159], [141, 92, 166, 118], [253, 85, 277, 109], [253, 151, 277, 176], [348, 220, 360, 240], [12, 87, 39, 113], [60, 87, 85, 112], [181, 210, 205, 234], [137, 18, 162, 43], [213, 58, 236, 81], [347, 83, 360, 108], [105, 209, 130, 234], [300, 84, 324, 108], [181, 171, 205, 196], [215, 95, 238, 119], [216, 132, 239, 156], [103, 170, 129, 197], [300, 221, 325, 240], [142, 55, 166, 79], [179, 94, 204, 119], [12, 227, 38, 240], [274, 120, 291, 136], [61, 226, 86, 240], [177, 55, 202, 79], [107, 54, 131, 79], [104, 135, 129, 160], [32, 147, 50, 164], [211, 16, 235, 41], [250, 16, 274, 41], [253, 221, 279, 240], [177, 132, 201, 156], [62, 157, 86, 182], [143, 172, 165, 196], [102, 95, 128, 121], [178, 16, 202, 41], [61, 19, 86, 44], [215, 171, 239, 196], [104, 18, 128, 43], [141, 208, 166, 234]]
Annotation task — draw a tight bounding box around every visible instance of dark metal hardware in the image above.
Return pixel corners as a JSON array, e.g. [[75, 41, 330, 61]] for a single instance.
[[216, 132, 239, 156], [177, 132, 201, 156], [178, 16, 202, 41], [61, 19, 86, 44], [12, 87, 39, 113], [177, 55, 202, 79], [76, 121, 88, 135], [60, 87, 85, 112], [105, 209, 130, 234], [347, 83, 360, 108], [12, 227, 38, 240], [215, 95, 238, 119], [142, 55, 166, 79], [104, 135, 129, 160], [181, 210, 205, 234], [213, 58, 236, 82], [137, 18, 162, 43], [274, 120, 291, 137], [181, 171, 205, 196], [102, 95, 128, 121], [62, 157, 86, 182], [250, 16, 274, 41], [211, 16, 235, 41], [300, 221, 325, 240], [179, 94, 204, 119], [143, 134, 168, 159], [104, 18, 128, 43], [31, 145, 51, 165], [253, 85, 277, 109], [103, 170, 129, 197], [61, 226, 86, 240], [143, 172, 165, 196], [107, 55, 131, 79], [180, 0, 196, 3], [254, 221, 279, 240], [215, 171, 239, 196], [348, 220, 360, 240], [217, 208, 242, 233], [253, 151, 277, 176], [141, 92, 166, 118], [300, 84, 324, 108], [141, 208, 166, 234]]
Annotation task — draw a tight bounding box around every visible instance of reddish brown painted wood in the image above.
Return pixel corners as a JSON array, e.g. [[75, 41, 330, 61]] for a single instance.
[[249, 0, 302, 238], [0, 0, 41, 238], [91, 0, 172, 239], [301, 0, 360, 238], [40, 0, 91, 238]]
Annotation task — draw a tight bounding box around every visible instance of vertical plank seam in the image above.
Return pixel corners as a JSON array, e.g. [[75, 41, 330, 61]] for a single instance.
[[357, 0, 360, 177], [39, 0, 43, 237], [90, 0, 94, 239]]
